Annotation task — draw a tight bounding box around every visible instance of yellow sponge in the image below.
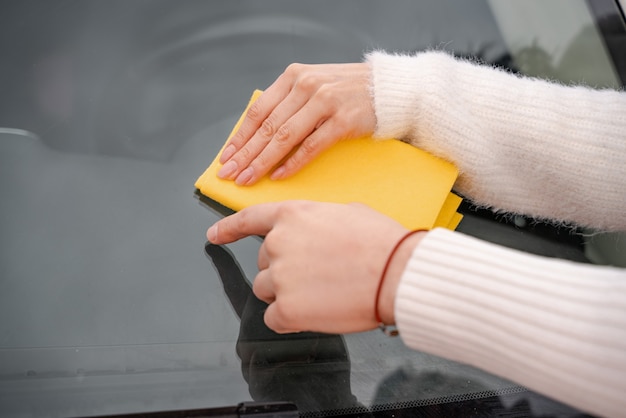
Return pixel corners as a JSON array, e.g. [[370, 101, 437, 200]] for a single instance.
[[195, 90, 462, 230]]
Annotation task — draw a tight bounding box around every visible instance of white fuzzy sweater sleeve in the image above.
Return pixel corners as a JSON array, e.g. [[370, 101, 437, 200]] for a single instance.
[[366, 51, 626, 417], [367, 50, 626, 231]]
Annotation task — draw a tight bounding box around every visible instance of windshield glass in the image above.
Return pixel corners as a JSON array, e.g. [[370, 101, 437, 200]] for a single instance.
[[1, 1, 623, 417], [489, 0, 621, 87]]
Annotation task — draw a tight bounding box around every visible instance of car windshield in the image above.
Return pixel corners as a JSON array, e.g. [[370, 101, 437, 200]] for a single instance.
[[1, 1, 624, 417]]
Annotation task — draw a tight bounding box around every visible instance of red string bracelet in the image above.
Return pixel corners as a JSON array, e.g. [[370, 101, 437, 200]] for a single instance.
[[375, 229, 426, 336]]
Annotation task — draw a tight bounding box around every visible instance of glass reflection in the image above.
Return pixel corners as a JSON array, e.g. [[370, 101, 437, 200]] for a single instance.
[[205, 243, 367, 415]]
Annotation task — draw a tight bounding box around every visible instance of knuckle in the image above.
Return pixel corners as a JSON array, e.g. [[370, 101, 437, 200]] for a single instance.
[[269, 259, 288, 284], [275, 202, 293, 219], [269, 201, 313, 227], [276, 200, 301, 217], [299, 138, 318, 156], [251, 274, 268, 300], [273, 124, 292, 146], [294, 73, 319, 94], [271, 300, 295, 330], [262, 232, 279, 255], [260, 116, 276, 138], [283, 200, 314, 218], [284, 62, 304, 78], [246, 101, 263, 122]]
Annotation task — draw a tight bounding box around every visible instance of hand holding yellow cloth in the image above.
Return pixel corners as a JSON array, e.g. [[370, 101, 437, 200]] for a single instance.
[[195, 90, 462, 230]]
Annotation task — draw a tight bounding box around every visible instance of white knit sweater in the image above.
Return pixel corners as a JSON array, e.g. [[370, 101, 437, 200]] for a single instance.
[[367, 51, 626, 418]]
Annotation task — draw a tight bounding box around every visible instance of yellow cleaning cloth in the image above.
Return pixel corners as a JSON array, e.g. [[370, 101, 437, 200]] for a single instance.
[[195, 90, 462, 231]]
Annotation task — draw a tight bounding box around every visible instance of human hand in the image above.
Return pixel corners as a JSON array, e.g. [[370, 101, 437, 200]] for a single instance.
[[206, 201, 425, 334], [217, 63, 376, 186], [204, 244, 361, 412]]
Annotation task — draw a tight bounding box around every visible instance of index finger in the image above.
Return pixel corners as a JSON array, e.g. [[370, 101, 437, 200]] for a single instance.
[[206, 202, 282, 244]]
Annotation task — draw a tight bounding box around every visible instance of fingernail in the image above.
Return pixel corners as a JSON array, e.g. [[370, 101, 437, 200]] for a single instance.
[[270, 166, 286, 180], [220, 144, 236, 163], [235, 167, 254, 186], [207, 224, 218, 243], [217, 160, 237, 179]]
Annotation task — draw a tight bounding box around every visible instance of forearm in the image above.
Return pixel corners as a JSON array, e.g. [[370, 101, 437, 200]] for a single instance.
[[395, 228, 626, 418], [366, 50, 626, 231]]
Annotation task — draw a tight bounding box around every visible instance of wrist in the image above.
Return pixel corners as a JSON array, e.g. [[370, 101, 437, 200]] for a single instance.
[[378, 230, 426, 326]]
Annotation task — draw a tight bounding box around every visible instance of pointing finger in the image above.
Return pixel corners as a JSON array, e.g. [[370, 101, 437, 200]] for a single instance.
[[206, 202, 283, 244]]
